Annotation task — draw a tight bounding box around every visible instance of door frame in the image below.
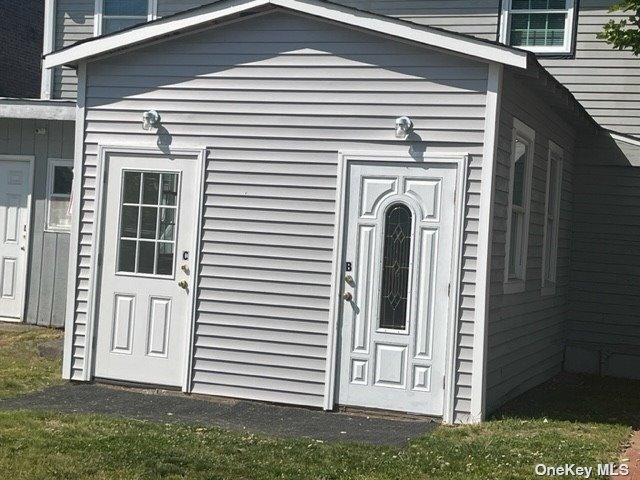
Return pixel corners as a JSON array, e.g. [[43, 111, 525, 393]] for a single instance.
[[85, 145, 206, 392], [324, 150, 469, 423], [0, 155, 35, 323]]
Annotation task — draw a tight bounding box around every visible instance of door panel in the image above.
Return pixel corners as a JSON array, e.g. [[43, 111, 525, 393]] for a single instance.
[[0, 160, 31, 320], [338, 162, 457, 415], [94, 153, 198, 387]]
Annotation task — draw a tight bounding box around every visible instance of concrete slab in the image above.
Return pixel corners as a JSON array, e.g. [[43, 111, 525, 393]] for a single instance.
[[0, 383, 437, 445]]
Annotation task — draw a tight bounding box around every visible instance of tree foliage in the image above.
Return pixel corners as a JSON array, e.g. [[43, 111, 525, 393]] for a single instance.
[[599, 1, 640, 55]]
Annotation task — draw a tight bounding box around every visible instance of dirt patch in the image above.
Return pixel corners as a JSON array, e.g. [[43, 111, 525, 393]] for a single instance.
[[615, 430, 640, 479]]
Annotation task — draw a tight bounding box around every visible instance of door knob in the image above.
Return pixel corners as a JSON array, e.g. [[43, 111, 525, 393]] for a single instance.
[[343, 292, 353, 301], [181, 264, 190, 274], [178, 280, 188, 289]]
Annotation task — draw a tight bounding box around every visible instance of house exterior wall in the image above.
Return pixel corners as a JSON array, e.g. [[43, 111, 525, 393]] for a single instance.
[[66, 11, 491, 421], [0, 118, 75, 327], [485, 68, 578, 413], [51, 0, 640, 138], [565, 136, 640, 379]]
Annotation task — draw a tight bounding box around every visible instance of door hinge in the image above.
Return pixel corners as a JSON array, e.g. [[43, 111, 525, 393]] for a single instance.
[[443, 375, 446, 389], [97, 252, 102, 267], [447, 283, 450, 296]]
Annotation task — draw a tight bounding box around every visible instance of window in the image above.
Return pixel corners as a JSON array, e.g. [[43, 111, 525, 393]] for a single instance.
[[46, 159, 73, 232], [96, 0, 156, 36], [541, 142, 563, 294], [504, 119, 535, 294], [500, 0, 576, 54], [379, 203, 413, 330], [117, 171, 178, 276]]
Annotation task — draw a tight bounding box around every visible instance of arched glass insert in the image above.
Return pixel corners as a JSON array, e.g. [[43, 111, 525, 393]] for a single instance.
[[379, 203, 413, 330]]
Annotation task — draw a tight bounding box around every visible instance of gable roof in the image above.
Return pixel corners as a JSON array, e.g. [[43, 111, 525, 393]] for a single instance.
[[43, 0, 529, 70]]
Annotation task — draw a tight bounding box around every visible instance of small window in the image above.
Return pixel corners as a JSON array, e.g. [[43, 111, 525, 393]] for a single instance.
[[500, 0, 576, 54], [504, 119, 535, 293], [117, 171, 178, 277], [379, 203, 413, 330], [46, 159, 73, 232], [542, 142, 563, 293], [96, 0, 156, 36]]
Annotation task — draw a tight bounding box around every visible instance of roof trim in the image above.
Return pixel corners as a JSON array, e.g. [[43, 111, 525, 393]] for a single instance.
[[43, 0, 529, 70], [0, 98, 76, 121], [608, 130, 640, 148]]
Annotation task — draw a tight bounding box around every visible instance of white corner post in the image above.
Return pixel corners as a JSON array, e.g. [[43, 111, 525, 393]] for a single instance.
[[471, 62, 504, 422], [41, 0, 56, 99]]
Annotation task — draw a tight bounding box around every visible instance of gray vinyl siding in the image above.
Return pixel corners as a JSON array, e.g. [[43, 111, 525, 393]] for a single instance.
[[0, 118, 75, 327], [485, 68, 577, 413], [540, 0, 640, 136], [565, 137, 640, 378], [69, 11, 489, 420], [54, 0, 94, 99]]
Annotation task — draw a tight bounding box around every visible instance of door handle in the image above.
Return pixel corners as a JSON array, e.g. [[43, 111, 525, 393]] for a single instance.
[[178, 280, 188, 289], [343, 292, 353, 302]]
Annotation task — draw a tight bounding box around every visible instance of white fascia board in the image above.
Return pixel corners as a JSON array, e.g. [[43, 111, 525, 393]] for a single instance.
[[609, 131, 640, 148], [0, 99, 76, 121], [44, 0, 528, 70]]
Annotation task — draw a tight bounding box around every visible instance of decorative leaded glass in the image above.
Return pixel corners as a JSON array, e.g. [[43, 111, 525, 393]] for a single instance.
[[379, 204, 412, 330]]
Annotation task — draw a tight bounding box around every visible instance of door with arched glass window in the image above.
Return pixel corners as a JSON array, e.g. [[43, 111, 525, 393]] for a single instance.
[[338, 162, 458, 415]]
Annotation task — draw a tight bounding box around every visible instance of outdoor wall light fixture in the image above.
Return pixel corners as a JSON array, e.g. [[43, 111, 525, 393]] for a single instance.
[[395, 116, 414, 139], [142, 110, 161, 130]]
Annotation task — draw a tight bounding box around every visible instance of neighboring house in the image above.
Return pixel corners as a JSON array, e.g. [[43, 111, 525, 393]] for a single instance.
[[1, 0, 638, 422]]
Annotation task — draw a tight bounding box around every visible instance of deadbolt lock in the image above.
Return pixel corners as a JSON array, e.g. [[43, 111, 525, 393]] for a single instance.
[[343, 292, 353, 302], [181, 264, 190, 275], [178, 280, 188, 289]]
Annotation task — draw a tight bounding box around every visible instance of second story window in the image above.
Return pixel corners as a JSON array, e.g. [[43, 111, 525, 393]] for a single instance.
[[500, 0, 576, 55], [97, 0, 156, 36]]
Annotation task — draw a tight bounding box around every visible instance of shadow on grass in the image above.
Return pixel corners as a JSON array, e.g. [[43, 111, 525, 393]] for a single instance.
[[491, 373, 640, 428]]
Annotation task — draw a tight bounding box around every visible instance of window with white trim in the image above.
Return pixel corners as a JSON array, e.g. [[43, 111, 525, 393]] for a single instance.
[[46, 159, 73, 232], [95, 0, 156, 36], [504, 119, 535, 293], [500, 0, 576, 54], [541, 141, 563, 293]]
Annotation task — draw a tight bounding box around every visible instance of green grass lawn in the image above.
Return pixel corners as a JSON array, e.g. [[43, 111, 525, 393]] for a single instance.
[[0, 326, 634, 479]]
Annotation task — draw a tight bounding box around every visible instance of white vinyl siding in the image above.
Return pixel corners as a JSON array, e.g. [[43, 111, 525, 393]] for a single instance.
[[503, 118, 535, 293], [68, 11, 489, 421], [541, 141, 563, 293]]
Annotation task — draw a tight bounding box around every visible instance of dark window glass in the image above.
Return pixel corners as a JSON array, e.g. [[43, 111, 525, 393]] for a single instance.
[[104, 0, 147, 17], [53, 166, 73, 195], [123, 172, 141, 203], [379, 204, 413, 330]]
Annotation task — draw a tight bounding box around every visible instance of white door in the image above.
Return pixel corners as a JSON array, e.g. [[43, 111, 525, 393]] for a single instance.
[[0, 160, 32, 321], [338, 162, 458, 415], [94, 153, 198, 387]]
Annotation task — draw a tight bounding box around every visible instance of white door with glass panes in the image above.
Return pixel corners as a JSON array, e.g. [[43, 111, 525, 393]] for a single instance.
[[338, 162, 458, 415], [0, 160, 32, 321], [94, 154, 198, 386]]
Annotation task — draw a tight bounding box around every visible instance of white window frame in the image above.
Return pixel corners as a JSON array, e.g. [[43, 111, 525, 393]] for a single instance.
[[541, 141, 563, 295], [94, 0, 157, 36], [45, 158, 74, 233], [500, 0, 576, 55], [503, 118, 535, 295]]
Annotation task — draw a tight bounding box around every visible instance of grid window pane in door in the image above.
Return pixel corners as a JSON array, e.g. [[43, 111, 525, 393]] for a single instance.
[[117, 171, 179, 276], [379, 204, 412, 330]]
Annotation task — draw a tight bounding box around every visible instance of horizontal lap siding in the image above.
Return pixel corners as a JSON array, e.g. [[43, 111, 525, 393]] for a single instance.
[[485, 69, 577, 413], [54, 0, 94, 99], [540, 0, 640, 136], [74, 11, 488, 414], [568, 151, 640, 376]]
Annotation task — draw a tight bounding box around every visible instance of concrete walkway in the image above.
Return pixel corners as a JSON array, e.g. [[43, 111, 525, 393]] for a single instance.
[[0, 383, 437, 446]]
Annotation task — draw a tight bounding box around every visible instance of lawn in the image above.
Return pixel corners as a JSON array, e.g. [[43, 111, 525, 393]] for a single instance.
[[0, 326, 634, 479]]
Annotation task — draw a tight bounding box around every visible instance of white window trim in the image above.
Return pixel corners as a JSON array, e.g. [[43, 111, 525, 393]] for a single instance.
[[499, 0, 576, 55], [541, 141, 563, 296], [45, 158, 74, 233], [94, 0, 157, 36], [503, 118, 535, 295]]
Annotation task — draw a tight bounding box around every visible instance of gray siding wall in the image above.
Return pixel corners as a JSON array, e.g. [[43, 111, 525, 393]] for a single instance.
[[485, 68, 577, 413], [540, 0, 640, 137], [69, 11, 489, 420], [565, 137, 640, 378], [0, 118, 75, 327]]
